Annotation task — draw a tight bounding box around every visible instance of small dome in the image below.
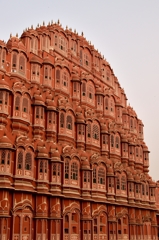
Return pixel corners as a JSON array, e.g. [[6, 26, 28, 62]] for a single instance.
[[81, 159, 90, 170], [0, 76, 10, 91], [34, 91, 45, 106], [51, 149, 60, 160], [43, 57, 54, 66], [127, 173, 134, 181], [30, 56, 42, 65], [37, 146, 48, 158], [76, 106, 82, 113], [107, 167, 114, 176], [134, 174, 140, 182], [0, 134, 13, 148]]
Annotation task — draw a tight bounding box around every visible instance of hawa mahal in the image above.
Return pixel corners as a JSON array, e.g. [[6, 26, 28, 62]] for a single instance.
[[0, 20, 159, 240]]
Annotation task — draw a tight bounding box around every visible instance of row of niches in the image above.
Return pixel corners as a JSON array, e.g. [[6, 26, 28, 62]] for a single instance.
[[3, 23, 115, 75], [0, 49, 123, 102], [0, 148, 154, 201], [0, 88, 143, 135]]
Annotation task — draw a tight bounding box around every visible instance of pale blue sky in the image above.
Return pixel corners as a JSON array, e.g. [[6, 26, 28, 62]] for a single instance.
[[1, 0, 159, 180]]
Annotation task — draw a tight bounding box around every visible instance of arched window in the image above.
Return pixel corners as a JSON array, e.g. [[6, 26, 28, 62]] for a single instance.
[[111, 135, 114, 147], [136, 147, 139, 157], [17, 151, 23, 169], [44, 162, 47, 173], [62, 71, 68, 87], [87, 123, 91, 138], [44, 67, 48, 79], [115, 136, 120, 149], [105, 97, 109, 110], [56, 69, 60, 83], [60, 113, 64, 128], [121, 176, 126, 190], [22, 98, 28, 113], [82, 82, 86, 96], [19, 55, 25, 74], [87, 84, 94, 101], [25, 152, 32, 170], [92, 124, 99, 140], [116, 176, 120, 189], [7, 152, 10, 165], [98, 168, 105, 184], [12, 53, 17, 71], [93, 167, 97, 183], [53, 164, 56, 176], [40, 161, 43, 173], [71, 162, 78, 180], [0, 91, 3, 104], [1, 150, 5, 164], [66, 115, 72, 130], [65, 160, 69, 179], [15, 95, 20, 110]]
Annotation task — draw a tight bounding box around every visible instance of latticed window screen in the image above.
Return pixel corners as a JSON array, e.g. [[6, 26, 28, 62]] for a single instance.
[[65, 160, 69, 179], [82, 82, 86, 96], [15, 96, 20, 110], [56, 69, 60, 83], [92, 125, 99, 140], [87, 123, 91, 138], [78, 125, 84, 135], [25, 152, 32, 170], [121, 176, 126, 190], [105, 97, 109, 110], [53, 164, 56, 176], [136, 147, 139, 157], [93, 168, 96, 183], [12, 53, 17, 68], [1, 150, 5, 164], [111, 135, 114, 147], [44, 67, 48, 79], [5, 92, 8, 105], [45, 162, 47, 173], [62, 71, 68, 87], [87, 85, 94, 99], [57, 164, 60, 176], [115, 136, 119, 149], [84, 171, 90, 183], [98, 168, 105, 184], [66, 115, 72, 130], [17, 151, 23, 169], [7, 151, 10, 165], [48, 112, 52, 123], [19, 56, 25, 73], [22, 98, 28, 113], [60, 113, 64, 128], [40, 161, 43, 173], [142, 184, 145, 195], [0, 91, 3, 104], [71, 162, 78, 180], [116, 176, 120, 189]]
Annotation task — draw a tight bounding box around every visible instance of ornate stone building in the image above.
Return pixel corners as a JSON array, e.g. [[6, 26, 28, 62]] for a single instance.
[[0, 20, 158, 240]]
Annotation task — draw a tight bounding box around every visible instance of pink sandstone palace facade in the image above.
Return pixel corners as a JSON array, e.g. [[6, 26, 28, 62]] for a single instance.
[[0, 20, 159, 240]]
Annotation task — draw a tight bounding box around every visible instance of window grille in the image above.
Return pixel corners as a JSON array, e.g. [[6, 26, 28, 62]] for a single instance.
[[98, 168, 105, 184], [25, 152, 32, 170], [92, 125, 99, 140], [71, 162, 78, 180], [60, 113, 64, 128], [66, 115, 72, 130], [17, 151, 23, 169], [65, 160, 69, 179], [1, 150, 5, 164], [22, 98, 28, 113]]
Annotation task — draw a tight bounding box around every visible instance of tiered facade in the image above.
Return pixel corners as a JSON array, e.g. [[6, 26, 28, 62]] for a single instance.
[[0, 20, 158, 240]]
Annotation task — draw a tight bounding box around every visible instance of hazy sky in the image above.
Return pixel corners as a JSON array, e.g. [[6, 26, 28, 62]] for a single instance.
[[0, 0, 159, 180]]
